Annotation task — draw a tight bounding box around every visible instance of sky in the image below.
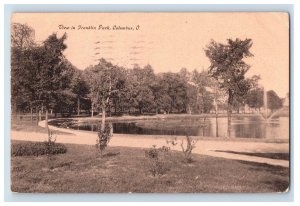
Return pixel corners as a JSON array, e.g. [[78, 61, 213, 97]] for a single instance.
[[11, 12, 289, 97]]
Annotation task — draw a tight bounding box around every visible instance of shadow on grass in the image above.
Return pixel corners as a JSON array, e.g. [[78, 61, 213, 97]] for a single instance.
[[237, 160, 289, 178], [215, 150, 289, 161], [237, 160, 290, 192], [102, 152, 121, 158], [261, 180, 290, 192]]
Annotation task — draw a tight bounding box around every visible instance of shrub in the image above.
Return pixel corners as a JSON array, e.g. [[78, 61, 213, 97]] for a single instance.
[[11, 141, 67, 157], [145, 145, 170, 176], [180, 136, 197, 163], [96, 123, 113, 156]]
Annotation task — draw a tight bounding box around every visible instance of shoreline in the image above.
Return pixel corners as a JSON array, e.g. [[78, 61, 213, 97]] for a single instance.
[[74, 113, 268, 122], [46, 115, 289, 144]]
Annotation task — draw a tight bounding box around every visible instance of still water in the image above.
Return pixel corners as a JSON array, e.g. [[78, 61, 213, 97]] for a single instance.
[[49, 116, 289, 139]]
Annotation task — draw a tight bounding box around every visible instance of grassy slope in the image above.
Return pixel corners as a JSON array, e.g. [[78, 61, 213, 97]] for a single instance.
[[11, 119, 70, 134], [11, 141, 289, 193]]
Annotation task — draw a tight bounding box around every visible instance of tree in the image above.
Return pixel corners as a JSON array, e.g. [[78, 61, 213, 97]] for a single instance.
[[30, 33, 69, 140], [11, 23, 35, 49], [11, 23, 36, 115], [244, 75, 263, 112], [160, 72, 188, 113], [71, 70, 90, 116], [150, 74, 172, 114], [190, 69, 215, 114], [84, 59, 126, 155], [52, 59, 77, 117], [205, 38, 253, 136], [127, 65, 155, 114], [245, 88, 263, 111], [267, 90, 283, 112]]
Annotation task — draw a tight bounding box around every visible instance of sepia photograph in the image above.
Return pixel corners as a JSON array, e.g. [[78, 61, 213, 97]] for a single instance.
[[10, 12, 290, 193]]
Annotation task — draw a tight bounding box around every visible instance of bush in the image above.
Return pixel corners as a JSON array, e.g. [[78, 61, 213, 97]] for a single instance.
[[11, 141, 67, 157], [145, 145, 170, 176], [96, 123, 113, 155]]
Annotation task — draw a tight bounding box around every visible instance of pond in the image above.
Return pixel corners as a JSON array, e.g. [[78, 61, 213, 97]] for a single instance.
[[49, 116, 289, 139]]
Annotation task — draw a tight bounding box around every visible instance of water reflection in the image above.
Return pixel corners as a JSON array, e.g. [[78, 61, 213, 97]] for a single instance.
[[49, 116, 289, 139]]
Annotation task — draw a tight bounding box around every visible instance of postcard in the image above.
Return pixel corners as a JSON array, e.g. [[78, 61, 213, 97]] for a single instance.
[[10, 12, 289, 193]]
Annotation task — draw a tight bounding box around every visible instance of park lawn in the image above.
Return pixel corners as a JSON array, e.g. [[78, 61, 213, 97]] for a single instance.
[[11, 141, 289, 193]]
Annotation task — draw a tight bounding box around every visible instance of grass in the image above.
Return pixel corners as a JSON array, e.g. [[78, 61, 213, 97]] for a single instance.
[[11, 140, 289, 193], [215, 150, 290, 161], [11, 119, 71, 135]]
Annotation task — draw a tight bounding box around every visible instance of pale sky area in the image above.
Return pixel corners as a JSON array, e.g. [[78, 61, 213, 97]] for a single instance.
[[11, 13, 289, 97]]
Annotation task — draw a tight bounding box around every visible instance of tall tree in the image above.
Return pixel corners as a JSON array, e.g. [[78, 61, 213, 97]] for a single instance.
[[52, 59, 77, 117], [127, 65, 155, 114], [11, 23, 35, 49], [11, 23, 35, 115], [32, 33, 68, 140], [84, 59, 125, 131], [84, 59, 126, 155], [190, 69, 215, 114], [71, 70, 90, 116], [245, 75, 263, 111], [205, 38, 253, 136], [150, 74, 172, 114], [245, 88, 264, 111], [160, 72, 188, 113]]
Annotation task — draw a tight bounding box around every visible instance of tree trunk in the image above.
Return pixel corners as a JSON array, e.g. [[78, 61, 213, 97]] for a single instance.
[[101, 101, 106, 132], [36, 107, 39, 125], [68, 107, 72, 117], [227, 102, 232, 137], [30, 107, 33, 123], [13, 102, 17, 115], [108, 103, 111, 117], [215, 114, 219, 137], [227, 90, 233, 138], [77, 97, 80, 116], [215, 100, 219, 137], [38, 109, 42, 121], [91, 103, 94, 117], [45, 110, 48, 127], [45, 109, 51, 142]]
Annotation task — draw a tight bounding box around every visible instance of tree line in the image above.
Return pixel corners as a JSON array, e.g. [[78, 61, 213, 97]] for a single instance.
[[11, 23, 284, 121]]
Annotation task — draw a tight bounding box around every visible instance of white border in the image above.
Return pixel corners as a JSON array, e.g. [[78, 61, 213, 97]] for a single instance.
[[1, 0, 299, 205]]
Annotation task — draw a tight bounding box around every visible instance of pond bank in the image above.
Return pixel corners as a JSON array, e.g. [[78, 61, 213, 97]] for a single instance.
[[48, 114, 290, 140], [73, 113, 265, 123]]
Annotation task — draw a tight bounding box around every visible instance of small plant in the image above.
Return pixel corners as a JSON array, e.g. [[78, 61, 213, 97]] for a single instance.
[[180, 135, 197, 163], [166, 137, 178, 147], [96, 123, 113, 156], [145, 145, 170, 177], [46, 129, 57, 153]]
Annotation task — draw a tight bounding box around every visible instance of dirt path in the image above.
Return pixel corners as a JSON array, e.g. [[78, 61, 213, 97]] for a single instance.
[[10, 120, 289, 168]]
